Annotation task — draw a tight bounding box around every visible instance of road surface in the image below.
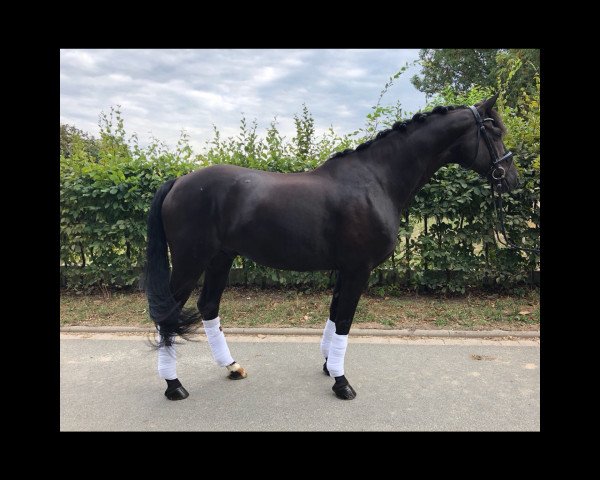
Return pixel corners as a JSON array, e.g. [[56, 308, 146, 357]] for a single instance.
[[60, 333, 540, 431]]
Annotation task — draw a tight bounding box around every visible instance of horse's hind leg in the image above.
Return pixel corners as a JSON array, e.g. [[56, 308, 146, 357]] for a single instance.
[[198, 250, 247, 380], [197, 250, 235, 320], [158, 254, 209, 400]]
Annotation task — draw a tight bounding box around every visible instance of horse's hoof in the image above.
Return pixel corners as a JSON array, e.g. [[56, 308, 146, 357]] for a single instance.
[[332, 377, 356, 400], [323, 361, 330, 376], [227, 362, 247, 380], [165, 386, 189, 401], [228, 370, 247, 380], [332, 383, 356, 400]]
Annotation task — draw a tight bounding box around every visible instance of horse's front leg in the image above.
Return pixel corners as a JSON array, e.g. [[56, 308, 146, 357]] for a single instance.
[[324, 268, 370, 400], [320, 272, 342, 376]]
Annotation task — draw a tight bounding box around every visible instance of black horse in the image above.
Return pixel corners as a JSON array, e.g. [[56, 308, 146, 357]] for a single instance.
[[145, 94, 519, 400]]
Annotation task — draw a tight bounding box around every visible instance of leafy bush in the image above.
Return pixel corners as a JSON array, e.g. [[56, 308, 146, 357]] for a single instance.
[[60, 107, 198, 290]]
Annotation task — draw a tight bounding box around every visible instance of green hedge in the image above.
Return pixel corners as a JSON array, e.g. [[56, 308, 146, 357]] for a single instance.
[[60, 73, 539, 294]]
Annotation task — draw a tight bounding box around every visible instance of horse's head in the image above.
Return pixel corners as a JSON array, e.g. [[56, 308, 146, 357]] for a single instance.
[[459, 94, 519, 193]]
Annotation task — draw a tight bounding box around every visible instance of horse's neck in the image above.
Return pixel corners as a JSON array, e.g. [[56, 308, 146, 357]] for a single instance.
[[318, 113, 467, 215], [365, 130, 453, 212]]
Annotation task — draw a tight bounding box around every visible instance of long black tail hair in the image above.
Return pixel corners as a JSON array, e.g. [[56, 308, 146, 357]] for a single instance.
[[144, 178, 202, 348]]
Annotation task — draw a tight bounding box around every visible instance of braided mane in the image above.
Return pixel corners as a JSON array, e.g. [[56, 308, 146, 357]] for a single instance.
[[327, 104, 469, 160]]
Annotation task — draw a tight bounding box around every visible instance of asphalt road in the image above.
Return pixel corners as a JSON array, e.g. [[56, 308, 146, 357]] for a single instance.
[[60, 333, 540, 431]]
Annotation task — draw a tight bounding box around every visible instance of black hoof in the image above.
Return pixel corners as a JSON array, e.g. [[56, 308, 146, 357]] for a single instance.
[[332, 383, 356, 400], [323, 361, 330, 376], [332, 376, 356, 400], [165, 386, 189, 401], [228, 370, 247, 380]]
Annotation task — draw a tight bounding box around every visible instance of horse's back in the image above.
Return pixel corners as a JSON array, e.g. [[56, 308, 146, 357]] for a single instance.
[[162, 165, 336, 268]]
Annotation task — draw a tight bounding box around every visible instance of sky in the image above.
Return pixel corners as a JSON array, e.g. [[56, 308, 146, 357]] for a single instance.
[[60, 49, 427, 153]]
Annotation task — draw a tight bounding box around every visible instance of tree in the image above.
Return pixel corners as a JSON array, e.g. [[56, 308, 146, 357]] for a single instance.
[[411, 49, 539, 106], [411, 49, 498, 98], [495, 49, 540, 103], [60, 124, 100, 159], [292, 103, 316, 169]]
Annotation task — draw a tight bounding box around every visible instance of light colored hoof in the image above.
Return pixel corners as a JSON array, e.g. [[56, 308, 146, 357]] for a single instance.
[[226, 362, 247, 380]]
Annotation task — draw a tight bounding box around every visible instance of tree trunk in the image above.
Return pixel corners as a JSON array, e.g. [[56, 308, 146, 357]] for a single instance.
[[405, 210, 411, 285], [423, 215, 429, 275], [79, 243, 86, 268]]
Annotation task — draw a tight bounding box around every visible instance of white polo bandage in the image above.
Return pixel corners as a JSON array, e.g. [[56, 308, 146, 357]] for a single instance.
[[157, 340, 177, 380], [203, 317, 235, 367], [326, 333, 348, 378], [320, 319, 336, 359]]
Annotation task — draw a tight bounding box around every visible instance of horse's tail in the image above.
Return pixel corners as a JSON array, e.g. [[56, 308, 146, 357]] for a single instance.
[[144, 178, 202, 348]]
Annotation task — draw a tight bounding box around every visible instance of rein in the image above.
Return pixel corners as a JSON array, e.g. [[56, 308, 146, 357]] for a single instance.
[[468, 106, 540, 255]]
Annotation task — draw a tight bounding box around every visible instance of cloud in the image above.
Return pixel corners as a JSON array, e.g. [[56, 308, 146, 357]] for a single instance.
[[60, 49, 426, 153]]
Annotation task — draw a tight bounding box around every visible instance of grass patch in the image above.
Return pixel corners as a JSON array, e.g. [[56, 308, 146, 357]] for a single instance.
[[60, 287, 539, 331]]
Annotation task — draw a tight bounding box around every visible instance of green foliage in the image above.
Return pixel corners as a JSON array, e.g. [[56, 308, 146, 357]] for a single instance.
[[495, 49, 540, 105], [365, 64, 410, 137], [201, 107, 355, 174], [60, 107, 198, 290], [405, 63, 541, 293], [411, 49, 499, 97], [60, 124, 100, 159], [61, 65, 539, 294], [412, 49, 540, 107]]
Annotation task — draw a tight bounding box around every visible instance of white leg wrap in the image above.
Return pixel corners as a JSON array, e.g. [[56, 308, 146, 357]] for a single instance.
[[320, 319, 336, 359], [202, 317, 235, 367], [157, 340, 177, 380], [326, 333, 348, 378]]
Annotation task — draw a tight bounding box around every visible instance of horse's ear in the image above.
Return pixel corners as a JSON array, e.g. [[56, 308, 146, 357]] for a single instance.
[[480, 93, 499, 112]]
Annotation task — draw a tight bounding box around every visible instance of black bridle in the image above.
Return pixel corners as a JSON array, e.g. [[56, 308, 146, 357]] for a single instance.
[[468, 105, 540, 255], [468, 105, 514, 184]]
